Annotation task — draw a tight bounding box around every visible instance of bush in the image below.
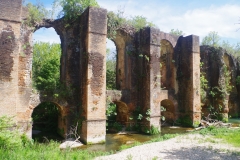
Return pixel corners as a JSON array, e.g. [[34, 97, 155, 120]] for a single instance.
[[24, 2, 49, 27], [32, 42, 61, 92], [0, 116, 32, 149]]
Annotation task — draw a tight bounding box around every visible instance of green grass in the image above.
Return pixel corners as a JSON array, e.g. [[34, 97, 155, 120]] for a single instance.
[[2, 127, 240, 160], [0, 140, 110, 160], [0, 133, 178, 160], [198, 127, 240, 147]]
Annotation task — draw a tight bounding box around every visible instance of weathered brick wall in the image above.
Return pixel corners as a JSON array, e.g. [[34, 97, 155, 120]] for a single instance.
[[0, 0, 22, 120]]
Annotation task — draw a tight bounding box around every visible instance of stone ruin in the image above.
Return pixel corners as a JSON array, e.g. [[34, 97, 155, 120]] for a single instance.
[[0, 0, 239, 144]]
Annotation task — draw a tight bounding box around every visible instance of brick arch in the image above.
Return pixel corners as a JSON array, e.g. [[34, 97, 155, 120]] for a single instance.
[[30, 101, 69, 138], [161, 99, 175, 124]]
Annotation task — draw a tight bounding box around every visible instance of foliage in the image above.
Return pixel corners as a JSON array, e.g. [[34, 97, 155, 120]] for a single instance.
[[201, 31, 240, 57], [222, 65, 233, 94], [24, 0, 99, 27], [33, 42, 61, 92], [105, 101, 119, 131], [55, 0, 99, 21], [169, 29, 184, 36], [106, 103, 117, 120], [106, 69, 116, 90], [149, 125, 160, 135], [129, 16, 155, 31], [236, 76, 240, 85], [106, 48, 117, 90], [201, 31, 220, 47], [0, 140, 110, 160], [0, 116, 32, 150], [24, 2, 50, 27], [107, 10, 156, 39], [199, 127, 240, 147], [200, 62, 208, 102], [107, 11, 127, 39], [32, 102, 59, 133]]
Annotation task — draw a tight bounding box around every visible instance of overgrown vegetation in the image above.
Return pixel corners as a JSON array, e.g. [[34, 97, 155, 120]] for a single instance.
[[106, 48, 117, 90], [0, 116, 32, 150], [200, 62, 208, 103], [107, 10, 155, 39], [33, 42, 61, 93], [23, 2, 49, 27], [55, 0, 99, 21], [32, 102, 62, 142], [169, 29, 185, 36], [23, 0, 99, 27], [0, 140, 109, 160], [202, 31, 240, 58], [199, 127, 240, 147]]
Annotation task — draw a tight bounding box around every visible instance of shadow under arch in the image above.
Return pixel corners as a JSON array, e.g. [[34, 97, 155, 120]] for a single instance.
[[114, 100, 129, 125], [161, 99, 175, 125], [31, 101, 66, 142], [106, 99, 129, 132]]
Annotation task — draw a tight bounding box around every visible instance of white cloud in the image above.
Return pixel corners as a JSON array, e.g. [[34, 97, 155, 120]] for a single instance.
[[32, 1, 240, 45], [98, 1, 240, 43]]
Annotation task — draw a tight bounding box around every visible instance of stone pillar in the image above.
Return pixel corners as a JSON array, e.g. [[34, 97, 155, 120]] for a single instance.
[[190, 36, 201, 125], [0, 0, 33, 134], [80, 7, 107, 144], [139, 27, 161, 132], [177, 35, 201, 126]]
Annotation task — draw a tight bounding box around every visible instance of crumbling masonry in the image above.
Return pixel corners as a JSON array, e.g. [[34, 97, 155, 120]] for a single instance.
[[1, 0, 238, 144]]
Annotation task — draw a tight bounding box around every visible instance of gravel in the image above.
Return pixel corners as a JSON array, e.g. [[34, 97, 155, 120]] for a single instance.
[[95, 134, 240, 160]]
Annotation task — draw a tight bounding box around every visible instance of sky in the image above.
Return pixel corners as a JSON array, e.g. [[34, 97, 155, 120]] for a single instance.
[[28, 0, 240, 48]]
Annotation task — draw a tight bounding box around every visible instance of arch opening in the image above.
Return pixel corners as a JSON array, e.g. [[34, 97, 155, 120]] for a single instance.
[[32, 102, 64, 142], [106, 101, 129, 133], [160, 39, 175, 90], [31, 28, 63, 142], [106, 38, 117, 90], [161, 99, 175, 126], [32, 27, 61, 94]]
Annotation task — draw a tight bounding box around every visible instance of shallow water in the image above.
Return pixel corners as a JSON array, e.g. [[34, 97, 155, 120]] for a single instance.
[[228, 118, 240, 127], [33, 118, 240, 151], [80, 126, 193, 152], [80, 119, 240, 152]]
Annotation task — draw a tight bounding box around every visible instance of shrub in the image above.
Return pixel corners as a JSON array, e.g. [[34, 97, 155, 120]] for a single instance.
[[0, 116, 25, 149]]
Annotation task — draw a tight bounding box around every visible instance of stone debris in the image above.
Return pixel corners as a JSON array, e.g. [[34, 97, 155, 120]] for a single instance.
[[59, 140, 83, 149]]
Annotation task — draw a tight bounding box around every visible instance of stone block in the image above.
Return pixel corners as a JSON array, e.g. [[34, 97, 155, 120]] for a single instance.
[[0, 0, 22, 22], [81, 120, 106, 144], [88, 7, 107, 35]]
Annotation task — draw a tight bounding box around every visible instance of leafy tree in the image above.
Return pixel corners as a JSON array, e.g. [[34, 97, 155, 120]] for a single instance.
[[169, 29, 184, 36], [32, 42, 61, 92], [54, 0, 99, 21], [201, 31, 220, 47], [24, 2, 50, 27], [106, 48, 116, 90], [107, 10, 156, 39], [222, 40, 235, 55], [129, 16, 155, 31]]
